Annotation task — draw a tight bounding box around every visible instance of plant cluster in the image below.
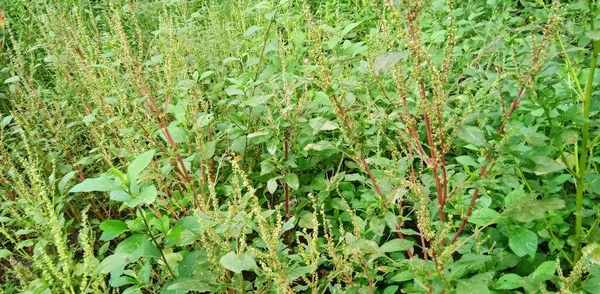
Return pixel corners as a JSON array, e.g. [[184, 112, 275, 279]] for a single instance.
[[0, 0, 599, 293]]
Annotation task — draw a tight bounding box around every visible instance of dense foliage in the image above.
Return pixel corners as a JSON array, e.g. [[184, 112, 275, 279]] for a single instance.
[[1, 0, 599, 293]]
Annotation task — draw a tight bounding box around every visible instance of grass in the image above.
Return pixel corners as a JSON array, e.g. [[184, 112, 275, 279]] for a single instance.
[[0, 0, 599, 293]]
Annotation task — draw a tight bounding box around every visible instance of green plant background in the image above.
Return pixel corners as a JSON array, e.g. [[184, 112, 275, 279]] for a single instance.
[[0, 0, 599, 293]]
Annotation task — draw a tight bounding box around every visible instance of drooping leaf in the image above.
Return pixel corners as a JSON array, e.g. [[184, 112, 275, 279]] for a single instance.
[[96, 253, 135, 274], [267, 178, 278, 194], [283, 174, 299, 190], [69, 176, 121, 193], [0, 249, 13, 259]]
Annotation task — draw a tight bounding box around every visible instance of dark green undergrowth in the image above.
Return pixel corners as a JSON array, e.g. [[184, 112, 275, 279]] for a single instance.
[[0, 0, 599, 293]]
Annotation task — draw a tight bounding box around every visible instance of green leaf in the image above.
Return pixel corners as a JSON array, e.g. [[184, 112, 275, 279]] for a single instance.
[[583, 277, 600, 294], [100, 220, 129, 241], [457, 125, 486, 147], [506, 198, 565, 222], [58, 171, 77, 193], [379, 238, 414, 253], [298, 211, 315, 229], [69, 176, 122, 193], [96, 253, 135, 274], [373, 51, 409, 76], [341, 22, 361, 36], [493, 273, 523, 290], [456, 155, 478, 166], [531, 261, 556, 282], [586, 30, 600, 40], [509, 228, 537, 258], [127, 150, 155, 183], [283, 174, 299, 190], [468, 208, 501, 226], [0, 249, 13, 259], [115, 234, 160, 259], [166, 277, 215, 292], [383, 286, 399, 294], [219, 251, 257, 273], [456, 272, 493, 294], [344, 239, 380, 255], [504, 187, 525, 206], [267, 178, 278, 194], [110, 189, 131, 202], [125, 185, 157, 207], [390, 271, 414, 282], [3, 76, 20, 84], [531, 156, 566, 175]]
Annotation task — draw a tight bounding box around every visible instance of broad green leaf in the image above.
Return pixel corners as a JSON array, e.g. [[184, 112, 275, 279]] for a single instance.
[[110, 189, 131, 202], [531, 261, 556, 282], [468, 208, 501, 226], [379, 238, 414, 252], [344, 238, 380, 255], [531, 156, 565, 175], [283, 174, 299, 190], [390, 271, 414, 282], [504, 187, 525, 206], [285, 265, 312, 282], [219, 251, 257, 273], [0, 249, 13, 259], [115, 234, 160, 259], [583, 277, 600, 294], [3, 76, 20, 84], [282, 216, 296, 233], [244, 25, 262, 37], [69, 176, 121, 193], [166, 277, 215, 292], [127, 149, 155, 183], [298, 210, 315, 229], [506, 198, 565, 222], [586, 30, 600, 40], [493, 273, 523, 290], [457, 125, 486, 147], [304, 140, 337, 151], [383, 286, 399, 294], [125, 185, 157, 207], [96, 253, 135, 274], [456, 272, 494, 294], [456, 155, 478, 166], [341, 22, 361, 36], [267, 178, 278, 194], [509, 228, 537, 258], [100, 220, 129, 241], [58, 171, 77, 193], [373, 51, 409, 76]]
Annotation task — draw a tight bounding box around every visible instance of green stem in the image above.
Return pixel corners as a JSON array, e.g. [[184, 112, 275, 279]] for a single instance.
[[138, 207, 176, 278], [574, 0, 599, 262]]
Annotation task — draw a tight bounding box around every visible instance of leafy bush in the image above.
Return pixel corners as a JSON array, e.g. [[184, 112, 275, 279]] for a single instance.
[[0, 0, 599, 293]]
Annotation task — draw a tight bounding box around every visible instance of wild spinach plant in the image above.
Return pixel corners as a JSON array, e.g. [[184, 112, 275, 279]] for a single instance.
[[0, 0, 599, 293]]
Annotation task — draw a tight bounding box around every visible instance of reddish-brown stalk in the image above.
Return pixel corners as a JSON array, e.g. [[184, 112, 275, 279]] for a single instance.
[[451, 54, 540, 244]]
